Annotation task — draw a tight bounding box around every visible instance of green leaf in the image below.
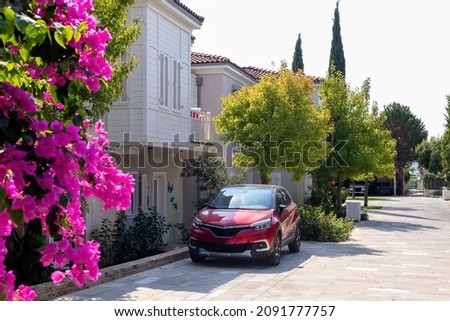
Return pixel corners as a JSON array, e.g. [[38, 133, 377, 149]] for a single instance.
[[0, 19, 15, 43], [0, 187, 7, 211], [58, 59, 71, 71], [54, 31, 66, 49], [6, 62, 15, 71], [2, 7, 15, 22], [10, 209, 24, 226], [63, 25, 74, 43], [72, 114, 83, 126], [14, 12, 35, 34], [59, 194, 69, 207], [73, 29, 81, 42], [48, 85, 59, 104], [19, 47, 29, 60], [25, 19, 48, 46]]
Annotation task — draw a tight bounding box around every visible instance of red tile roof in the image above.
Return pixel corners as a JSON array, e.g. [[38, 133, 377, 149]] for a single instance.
[[191, 53, 322, 83], [191, 52, 231, 64], [191, 52, 257, 81], [241, 66, 278, 80], [174, 0, 205, 23]]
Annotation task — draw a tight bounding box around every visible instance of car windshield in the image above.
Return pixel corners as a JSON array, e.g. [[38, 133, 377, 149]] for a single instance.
[[208, 187, 273, 210]]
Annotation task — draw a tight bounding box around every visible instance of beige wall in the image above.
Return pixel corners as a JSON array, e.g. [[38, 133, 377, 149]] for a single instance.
[[86, 147, 186, 245]]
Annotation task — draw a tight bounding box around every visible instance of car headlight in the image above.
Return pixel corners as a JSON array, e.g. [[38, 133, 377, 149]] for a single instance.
[[250, 218, 271, 231], [193, 217, 203, 228]]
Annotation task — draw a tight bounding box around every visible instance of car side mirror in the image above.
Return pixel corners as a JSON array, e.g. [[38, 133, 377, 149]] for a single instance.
[[278, 204, 287, 213]]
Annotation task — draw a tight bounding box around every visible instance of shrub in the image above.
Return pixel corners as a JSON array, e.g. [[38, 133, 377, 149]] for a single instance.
[[91, 208, 168, 267], [300, 206, 354, 242]]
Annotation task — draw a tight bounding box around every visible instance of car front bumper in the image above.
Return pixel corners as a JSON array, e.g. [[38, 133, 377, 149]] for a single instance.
[[189, 237, 273, 259]]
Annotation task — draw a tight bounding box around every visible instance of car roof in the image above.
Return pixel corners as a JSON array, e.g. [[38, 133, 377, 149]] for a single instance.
[[225, 184, 283, 190]]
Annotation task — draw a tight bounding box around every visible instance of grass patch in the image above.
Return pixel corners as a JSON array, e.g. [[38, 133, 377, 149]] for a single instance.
[[352, 196, 392, 201], [362, 205, 383, 210]]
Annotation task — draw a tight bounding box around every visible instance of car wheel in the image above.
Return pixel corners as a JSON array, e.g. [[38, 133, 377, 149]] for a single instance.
[[288, 224, 301, 253], [189, 249, 205, 263], [266, 234, 281, 266]]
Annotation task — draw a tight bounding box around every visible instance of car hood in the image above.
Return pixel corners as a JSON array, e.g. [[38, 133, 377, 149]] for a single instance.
[[197, 208, 273, 226]]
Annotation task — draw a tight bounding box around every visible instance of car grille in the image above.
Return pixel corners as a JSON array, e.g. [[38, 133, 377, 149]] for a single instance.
[[203, 224, 250, 237], [191, 239, 251, 253]]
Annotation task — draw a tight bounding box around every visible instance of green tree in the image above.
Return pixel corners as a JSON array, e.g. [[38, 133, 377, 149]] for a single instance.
[[292, 33, 304, 72], [441, 95, 450, 182], [350, 97, 396, 207], [215, 67, 330, 184], [328, 1, 346, 77], [383, 102, 428, 193], [416, 137, 443, 175], [314, 75, 395, 211], [69, 0, 142, 119]]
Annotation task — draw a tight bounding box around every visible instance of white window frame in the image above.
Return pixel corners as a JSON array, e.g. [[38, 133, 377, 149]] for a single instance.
[[159, 52, 182, 112], [152, 172, 167, 218], [126, 172, 148, 215], [159, 53, 169, 108], [172, 60, 181, 111]]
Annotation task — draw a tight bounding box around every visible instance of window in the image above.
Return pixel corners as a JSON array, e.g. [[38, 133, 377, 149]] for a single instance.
[[173, 60, 181, 110], [152, 172, 166, 217], [127, 172, 148, 215], [159, 54, 169, 107], [159, 53, 182, 110]]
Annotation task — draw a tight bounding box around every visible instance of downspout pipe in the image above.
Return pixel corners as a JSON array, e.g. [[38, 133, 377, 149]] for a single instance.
[[196, 76, 203, 108]]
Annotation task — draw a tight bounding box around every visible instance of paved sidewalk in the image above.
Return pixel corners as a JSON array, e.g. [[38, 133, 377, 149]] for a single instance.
[[56, 195, 450, 301]]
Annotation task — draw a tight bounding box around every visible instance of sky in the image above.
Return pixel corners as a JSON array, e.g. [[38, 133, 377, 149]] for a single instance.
[[182, 0, 450, 138]]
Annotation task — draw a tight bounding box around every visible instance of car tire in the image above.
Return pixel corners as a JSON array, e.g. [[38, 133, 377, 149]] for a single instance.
[[189, 249, 205, 263], [266, 234, 281, 266], [288, 224, 301, 253]]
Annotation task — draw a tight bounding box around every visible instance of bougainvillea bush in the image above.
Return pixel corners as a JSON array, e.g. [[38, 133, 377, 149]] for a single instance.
[[0, 0, 133, 300]]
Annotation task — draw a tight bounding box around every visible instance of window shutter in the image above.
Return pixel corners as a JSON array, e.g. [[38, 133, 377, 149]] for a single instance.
[[141, 174, 148, 211]]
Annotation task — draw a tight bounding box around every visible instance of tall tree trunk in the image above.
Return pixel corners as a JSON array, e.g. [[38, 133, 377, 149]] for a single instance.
[[364, 180, 369, 207], [260, 173, 269, 185], [335, 174, 343, 213]]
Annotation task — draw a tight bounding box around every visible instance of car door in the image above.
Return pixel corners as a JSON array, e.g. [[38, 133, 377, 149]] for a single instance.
[[276, 188, 294, 242]]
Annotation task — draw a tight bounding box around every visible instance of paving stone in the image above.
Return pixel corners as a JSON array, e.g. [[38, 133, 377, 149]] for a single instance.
[[53, 194, 450, 301]]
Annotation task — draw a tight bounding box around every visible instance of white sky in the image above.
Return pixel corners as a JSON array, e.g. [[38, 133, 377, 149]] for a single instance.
[[182, 0, 450, 138]]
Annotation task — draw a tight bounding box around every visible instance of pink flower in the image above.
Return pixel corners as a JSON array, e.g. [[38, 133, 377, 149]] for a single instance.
[[0, 210, 14, 237], [50, 271, 66, 284], [13, 285, 37, 301], [7, 45, 19, 55]]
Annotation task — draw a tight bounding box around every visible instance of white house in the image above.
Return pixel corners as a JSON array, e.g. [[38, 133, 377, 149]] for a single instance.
[[87, 0, 206, 244]]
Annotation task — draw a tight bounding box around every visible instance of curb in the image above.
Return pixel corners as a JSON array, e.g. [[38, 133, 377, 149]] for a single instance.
[[34, 246, 190, 301]]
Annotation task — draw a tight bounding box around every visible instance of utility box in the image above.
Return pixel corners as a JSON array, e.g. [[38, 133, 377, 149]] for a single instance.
[[346, 200, 361, 221], [443, 188, 450, 201]]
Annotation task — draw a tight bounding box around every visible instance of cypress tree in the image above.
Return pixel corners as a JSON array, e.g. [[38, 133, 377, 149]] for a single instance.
[[328, 1, 346, 77], [292, 33, 304, 72]]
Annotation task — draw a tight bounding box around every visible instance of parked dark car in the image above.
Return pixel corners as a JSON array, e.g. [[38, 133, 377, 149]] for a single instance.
[[376, 182, 393, 195], [188, 184, 301, 266]]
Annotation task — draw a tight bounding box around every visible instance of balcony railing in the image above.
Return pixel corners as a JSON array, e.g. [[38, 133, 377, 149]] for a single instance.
[[190, 108, 211, 142]]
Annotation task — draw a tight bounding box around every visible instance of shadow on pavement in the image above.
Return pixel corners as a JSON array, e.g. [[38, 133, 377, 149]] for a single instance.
[[304, 241, 384, 258], [368, 209, 441, 222]]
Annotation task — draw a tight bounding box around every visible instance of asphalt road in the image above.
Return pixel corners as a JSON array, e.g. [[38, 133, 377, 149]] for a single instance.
[[56, 193, 450, 301]]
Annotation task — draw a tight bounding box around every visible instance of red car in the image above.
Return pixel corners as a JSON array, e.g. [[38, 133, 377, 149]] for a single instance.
[[189, 184, 301, 266]]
